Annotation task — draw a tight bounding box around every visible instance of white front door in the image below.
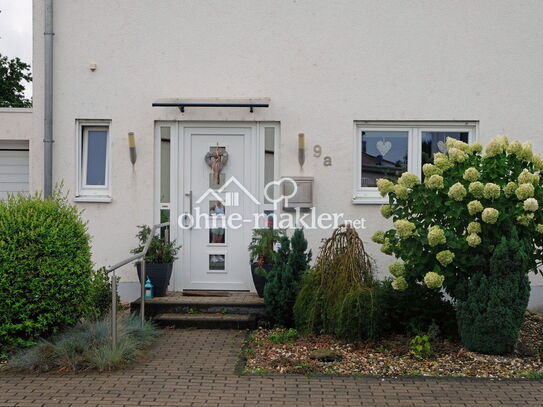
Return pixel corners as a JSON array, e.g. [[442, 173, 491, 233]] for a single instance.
[[180, 126, 258, 291]]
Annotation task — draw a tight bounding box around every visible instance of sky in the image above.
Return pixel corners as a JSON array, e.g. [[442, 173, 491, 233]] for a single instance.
[[0, 0, 32, 98]]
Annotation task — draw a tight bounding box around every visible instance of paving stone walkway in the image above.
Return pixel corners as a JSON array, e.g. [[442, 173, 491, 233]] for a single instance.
[[1, 329, 543, 406]]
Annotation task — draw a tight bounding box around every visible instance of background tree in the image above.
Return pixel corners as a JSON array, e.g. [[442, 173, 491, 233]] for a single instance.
[[0, 53, 32, 108]]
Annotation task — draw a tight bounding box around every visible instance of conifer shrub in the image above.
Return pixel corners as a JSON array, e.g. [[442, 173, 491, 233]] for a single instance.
[[264, 229, 311, 327], [263, 235, 290, 322], [336, 287, 380, 341], [0, 191, 94, 354], [457, 228, 531, 354], [294, 225, 378, 341], [373, 136, 542, 353], [293, 270, 324, 334], [288, 228, 312, 282]]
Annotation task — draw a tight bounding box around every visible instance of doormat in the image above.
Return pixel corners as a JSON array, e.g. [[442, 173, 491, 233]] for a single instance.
[[182, 290, 232, 297]]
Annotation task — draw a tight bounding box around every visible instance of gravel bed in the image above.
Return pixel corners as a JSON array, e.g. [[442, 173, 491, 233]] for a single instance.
[[245, 312, 543, 378]]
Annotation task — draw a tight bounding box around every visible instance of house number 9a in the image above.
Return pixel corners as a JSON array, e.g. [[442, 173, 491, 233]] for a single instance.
[[313, 144, 332, 166]]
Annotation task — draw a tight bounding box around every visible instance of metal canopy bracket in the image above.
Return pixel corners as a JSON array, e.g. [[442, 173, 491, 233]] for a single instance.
[[152, 98, 270, 113]]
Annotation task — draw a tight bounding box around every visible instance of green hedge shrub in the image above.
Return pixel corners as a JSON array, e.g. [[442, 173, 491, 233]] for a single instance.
[[264, 229, 311, 327], [294, 239, 457, 342], [332, 279, 456, 342], [457, 228, 531, 354], [376, 280, 457, 339], [0, 192, 94, 354]]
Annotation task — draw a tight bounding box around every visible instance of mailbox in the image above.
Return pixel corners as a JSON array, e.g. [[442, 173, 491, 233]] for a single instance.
[[282, 177, 314, 211]]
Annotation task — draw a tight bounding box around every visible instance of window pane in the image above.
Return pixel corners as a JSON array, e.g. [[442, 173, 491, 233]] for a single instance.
[[209, 254, 225, 271], [86, 130, 107, 185], [361, 131, 408, 187], [421, 132, 469, 174], [209, 200, 226, 244]]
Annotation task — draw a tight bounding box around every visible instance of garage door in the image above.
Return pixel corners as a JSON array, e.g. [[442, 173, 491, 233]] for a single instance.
[[0, 141, 29, 200]]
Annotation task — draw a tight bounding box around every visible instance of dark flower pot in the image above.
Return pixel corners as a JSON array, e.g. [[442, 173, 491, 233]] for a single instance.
[[135, 263, 173, 297], [251, 263, 273, 298]]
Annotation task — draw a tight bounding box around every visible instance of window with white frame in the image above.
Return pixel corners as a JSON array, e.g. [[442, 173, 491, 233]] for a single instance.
[[76, 121, 111, 201], [353, 122, 477, 204]]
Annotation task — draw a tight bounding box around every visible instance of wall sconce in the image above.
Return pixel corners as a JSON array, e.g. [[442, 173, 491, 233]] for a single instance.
[[298, 133, 305, 168], [128, 132, 137, 165]]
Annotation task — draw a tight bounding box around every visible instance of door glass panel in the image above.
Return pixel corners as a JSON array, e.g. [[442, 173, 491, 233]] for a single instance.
[[86, 130, 108, 185], [421, 132, 469, 177], [264, 127, 275, 203], [209, 254, 225, 271], [209, 200, 226, 244], [160, 127, 171, 236], [361, 130, 408, 187], [160, 127, 171, 203]]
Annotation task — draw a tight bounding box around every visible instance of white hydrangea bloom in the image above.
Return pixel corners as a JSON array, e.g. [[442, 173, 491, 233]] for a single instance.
[[523, 198, 539, 212], [424, 272, 445, 289]]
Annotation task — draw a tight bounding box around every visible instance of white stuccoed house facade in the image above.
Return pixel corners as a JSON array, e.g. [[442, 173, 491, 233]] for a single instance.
[[3, 0, 541, 304]]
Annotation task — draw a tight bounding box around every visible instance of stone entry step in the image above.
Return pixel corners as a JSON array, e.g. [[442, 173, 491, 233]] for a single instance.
[[154, 313, 257, 330], [130, 292, 266, 318], [130, 292, 268, 329]]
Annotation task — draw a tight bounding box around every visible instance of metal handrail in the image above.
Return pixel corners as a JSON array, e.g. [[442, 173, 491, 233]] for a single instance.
[[106, 222, 170, 350]]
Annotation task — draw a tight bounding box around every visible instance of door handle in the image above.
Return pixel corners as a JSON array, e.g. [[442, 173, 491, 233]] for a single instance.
[[184, 190, 193, 229]]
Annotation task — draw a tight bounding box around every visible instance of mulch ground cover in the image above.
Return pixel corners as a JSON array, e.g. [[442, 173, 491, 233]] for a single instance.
[[244, 311, 543, 378]]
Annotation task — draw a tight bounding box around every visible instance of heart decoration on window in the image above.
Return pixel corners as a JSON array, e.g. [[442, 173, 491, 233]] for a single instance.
[[437, 140, 448, 153], [376, 140, 392, 156]]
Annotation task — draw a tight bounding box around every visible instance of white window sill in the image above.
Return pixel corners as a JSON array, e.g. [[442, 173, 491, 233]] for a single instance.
[[74, 196, 112, 203]]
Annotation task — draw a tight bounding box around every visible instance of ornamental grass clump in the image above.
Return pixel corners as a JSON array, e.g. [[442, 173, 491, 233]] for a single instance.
[[294, 225, 379, 341], [373, 135, 543, 354], [8, 315, 159, 372]]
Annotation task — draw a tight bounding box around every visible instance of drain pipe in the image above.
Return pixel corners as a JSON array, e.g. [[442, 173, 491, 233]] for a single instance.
[[44, 0, 54, 197]]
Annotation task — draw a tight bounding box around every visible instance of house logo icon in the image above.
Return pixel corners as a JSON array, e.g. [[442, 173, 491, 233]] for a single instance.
[[195, 176, 297, 207], [195, 176, 260, 207]]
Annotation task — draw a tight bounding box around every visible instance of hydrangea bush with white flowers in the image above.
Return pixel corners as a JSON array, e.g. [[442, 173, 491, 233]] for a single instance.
[[372, 136, 543, 302]]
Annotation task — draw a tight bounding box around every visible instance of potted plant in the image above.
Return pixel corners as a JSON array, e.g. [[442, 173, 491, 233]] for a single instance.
[[248, 228, 283, 297], [132, 225, 180, 297]]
